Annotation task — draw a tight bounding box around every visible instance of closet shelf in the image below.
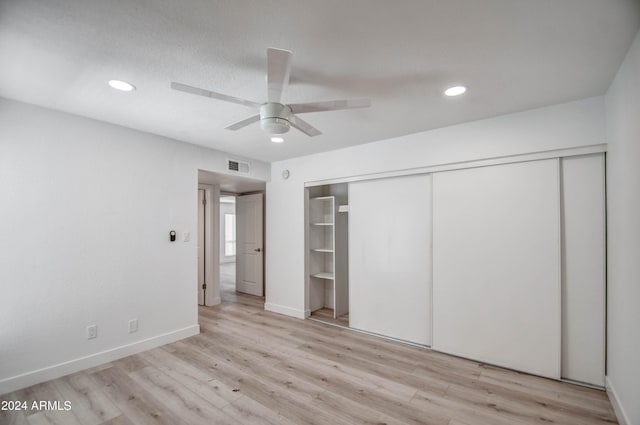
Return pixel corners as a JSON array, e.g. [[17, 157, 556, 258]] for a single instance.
[[311, 272, 335, 280], [311, 196, 334, 201], [312, 248, 334, 253], [311, 222, 334, 226]]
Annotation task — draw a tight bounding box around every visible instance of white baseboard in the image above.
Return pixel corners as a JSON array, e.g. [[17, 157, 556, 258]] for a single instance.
[[264, 302, 306, 319], [606, 376, 630, 425], [210, 296, 222, 306], [0, 324, 200, 395]]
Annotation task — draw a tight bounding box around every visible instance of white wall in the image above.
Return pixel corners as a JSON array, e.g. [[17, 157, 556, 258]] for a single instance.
[[605, 29, 640, 425], [0, 98, 269, 393], [265, 96, 605, 318]]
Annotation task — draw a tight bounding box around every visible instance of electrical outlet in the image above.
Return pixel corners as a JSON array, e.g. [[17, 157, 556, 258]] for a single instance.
[[87, 325, 97, 339], [128, 318, 138, 333]]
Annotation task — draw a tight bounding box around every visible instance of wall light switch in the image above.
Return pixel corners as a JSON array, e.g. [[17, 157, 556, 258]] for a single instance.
[[183, 232, 191, 242]]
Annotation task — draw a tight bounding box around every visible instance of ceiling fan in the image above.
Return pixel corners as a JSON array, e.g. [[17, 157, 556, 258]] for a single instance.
[[170, 48, 371, 137]]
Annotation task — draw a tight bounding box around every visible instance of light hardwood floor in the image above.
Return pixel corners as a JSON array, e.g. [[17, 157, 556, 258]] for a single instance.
[[1, 288, 618, 425], [310, 307, 350, 327]]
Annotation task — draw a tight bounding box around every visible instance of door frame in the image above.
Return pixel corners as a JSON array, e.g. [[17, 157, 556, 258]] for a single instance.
[[198, 183, 221, 306]]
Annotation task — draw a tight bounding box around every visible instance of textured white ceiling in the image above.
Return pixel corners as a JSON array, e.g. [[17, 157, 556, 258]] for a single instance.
[[1, 0, 639, 162]]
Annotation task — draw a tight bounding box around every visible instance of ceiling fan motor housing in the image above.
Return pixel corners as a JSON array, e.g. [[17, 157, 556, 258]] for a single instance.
[[260, 103, 291, 134]]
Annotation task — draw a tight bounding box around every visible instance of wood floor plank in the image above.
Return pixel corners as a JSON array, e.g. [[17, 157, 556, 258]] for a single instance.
[[196, 322, 288, 366], [137, 348, 241, 409], [294, 324, 483, 384], [1, 285, 617, 425], [479, 364, 613, 409], [128, 365, 242, 425], [174, 338, 328, 405], [221, 395, 298, 425], [310, 390, 411, 425], [98, 415, 136, 425], [169, 341, 351, 425], [291, 342, 421, 401], [198, 312, 303, 352], [0, 409, 29, 425], [50, 372, 121, 425], [14, 381, 83, 425], [273, 355, 450, 425], [448, 374, 617, 425], [25, 412, 53, 425], [448, 420, 473, 425], [90, 364, 186, 425], [295, 339, 451, 396], [0, 391, 30, 425], [410, 390, 526, 425]]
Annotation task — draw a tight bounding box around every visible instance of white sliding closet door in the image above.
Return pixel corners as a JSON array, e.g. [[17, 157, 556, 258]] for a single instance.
[[432, 159, 561, 378], [349, 174, 432, 346], [561, 154, 605, 386]]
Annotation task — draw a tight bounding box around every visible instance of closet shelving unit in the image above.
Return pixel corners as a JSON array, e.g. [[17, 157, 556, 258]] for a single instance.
[[309, 196, 335, 281], [308, 189, 349, 323]]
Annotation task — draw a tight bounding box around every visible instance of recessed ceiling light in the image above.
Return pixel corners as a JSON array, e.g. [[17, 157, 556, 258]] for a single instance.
[[270, 136, 284, 143], [108, 80, 136, 92], [444, 86, 467, 97]]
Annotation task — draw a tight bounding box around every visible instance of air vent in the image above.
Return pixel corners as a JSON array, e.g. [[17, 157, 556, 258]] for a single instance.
[[227, 158, 250, 174]]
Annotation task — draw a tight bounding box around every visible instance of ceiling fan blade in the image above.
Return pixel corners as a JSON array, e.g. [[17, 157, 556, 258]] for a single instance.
[[267, 48, 292, 103], [289, 98, 371, 114], [289, 114, 322, 137], [171, 82, 261, 109], [225, 114, 261, 131]]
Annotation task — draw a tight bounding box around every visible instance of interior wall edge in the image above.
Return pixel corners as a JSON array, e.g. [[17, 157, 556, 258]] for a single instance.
[[606, 377, 631, 425], [603, 26, 640, 425]]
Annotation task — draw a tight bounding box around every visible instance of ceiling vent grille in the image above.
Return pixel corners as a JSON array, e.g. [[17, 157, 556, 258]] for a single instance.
[[227, 158, 250, 174]]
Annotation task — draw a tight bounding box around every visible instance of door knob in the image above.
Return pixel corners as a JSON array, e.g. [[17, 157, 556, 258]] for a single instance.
[[254, 248, 262, 252]]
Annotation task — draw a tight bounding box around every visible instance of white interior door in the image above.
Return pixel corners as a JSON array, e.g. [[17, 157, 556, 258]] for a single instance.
[[197, 189, 205, 305], [236, 193, 264, 296], [432, 159, 561, 379], [349, 174, 432, 346]]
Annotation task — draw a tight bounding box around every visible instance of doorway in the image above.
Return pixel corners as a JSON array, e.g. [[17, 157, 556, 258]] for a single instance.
[[197, 184, 218, 307], [197, 169, 266, 307], [219, 195, 237, 302]]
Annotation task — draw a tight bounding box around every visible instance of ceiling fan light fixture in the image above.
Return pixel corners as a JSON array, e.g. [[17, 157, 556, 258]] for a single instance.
[[270, 136, 284, 143], [261, 117, 290, 134], [108, 79, 136, 92], [260, 103, 291, 134], [444, 85, 467, 96], [170, 48, 371, 138]]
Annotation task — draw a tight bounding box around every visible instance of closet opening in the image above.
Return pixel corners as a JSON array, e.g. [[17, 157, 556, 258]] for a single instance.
[[306, 183, 349, 327]]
